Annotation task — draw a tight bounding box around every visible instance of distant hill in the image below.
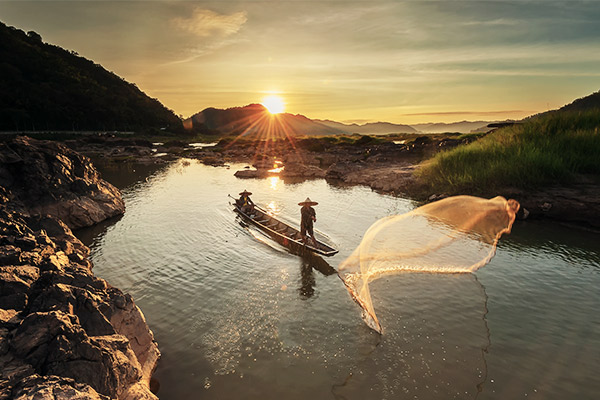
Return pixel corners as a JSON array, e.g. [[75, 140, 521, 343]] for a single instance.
[[411, 121, 496, 134], [526, 89, 600, 121], [318, 119, 503, 134], [0, 21, 182, 132], [316, 119, 417, 134], [186, 104, 504, 137], [556, 90, 600, 113], [186, 104, 346, 137]]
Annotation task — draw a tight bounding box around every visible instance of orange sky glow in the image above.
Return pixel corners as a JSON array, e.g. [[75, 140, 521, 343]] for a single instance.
[[2, 1, 600, 124]]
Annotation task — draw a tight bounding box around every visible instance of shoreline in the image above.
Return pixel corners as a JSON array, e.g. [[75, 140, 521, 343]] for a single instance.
[[63, 134, 600, 232]]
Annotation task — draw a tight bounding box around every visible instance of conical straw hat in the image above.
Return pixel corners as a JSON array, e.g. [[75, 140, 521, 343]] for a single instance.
[[239, 189, 252, 196], [298, 197, 318, 206]]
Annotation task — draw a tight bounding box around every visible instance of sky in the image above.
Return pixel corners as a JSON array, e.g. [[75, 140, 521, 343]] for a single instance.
[[2, 0, 600, 124]]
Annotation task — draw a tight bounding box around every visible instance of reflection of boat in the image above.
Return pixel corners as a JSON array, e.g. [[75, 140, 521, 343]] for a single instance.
[[300, 253, 338, 276], [232, 201, 339, 257]]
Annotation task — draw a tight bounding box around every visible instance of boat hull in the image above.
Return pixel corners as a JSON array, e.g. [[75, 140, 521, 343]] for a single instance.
[[233, 204, 339, 257]]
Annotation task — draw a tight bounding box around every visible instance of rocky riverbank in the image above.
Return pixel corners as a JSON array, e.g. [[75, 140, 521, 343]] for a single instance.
[[64, 134, 449, 187], [1, 136, 125, 229], [63, 134, 600, 230], [1, 136, 159, 399]]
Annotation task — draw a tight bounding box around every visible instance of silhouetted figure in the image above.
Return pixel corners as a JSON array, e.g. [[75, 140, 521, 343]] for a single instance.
[[237, 189, 255, 214], [299, 197, 318, 246]]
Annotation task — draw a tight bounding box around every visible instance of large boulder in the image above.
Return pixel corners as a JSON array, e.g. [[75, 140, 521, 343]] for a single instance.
[[0, 136, 124, 229]]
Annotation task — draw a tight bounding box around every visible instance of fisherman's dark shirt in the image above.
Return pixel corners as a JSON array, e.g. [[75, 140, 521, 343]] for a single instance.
[[301, 206, 316, 229]]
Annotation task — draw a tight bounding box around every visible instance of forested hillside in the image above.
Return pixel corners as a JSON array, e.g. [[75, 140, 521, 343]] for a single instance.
[[0, 21, 182, 132]]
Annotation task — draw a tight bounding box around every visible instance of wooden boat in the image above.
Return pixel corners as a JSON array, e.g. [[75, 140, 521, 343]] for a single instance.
[[233, 202, 339, 257]]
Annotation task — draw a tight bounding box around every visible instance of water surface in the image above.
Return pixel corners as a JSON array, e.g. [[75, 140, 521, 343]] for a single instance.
[[77, 160, 600, 400]]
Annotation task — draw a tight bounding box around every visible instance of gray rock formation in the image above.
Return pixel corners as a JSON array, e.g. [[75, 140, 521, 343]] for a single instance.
[[0, 209, 159, 400], [0, 136, 125, 229]]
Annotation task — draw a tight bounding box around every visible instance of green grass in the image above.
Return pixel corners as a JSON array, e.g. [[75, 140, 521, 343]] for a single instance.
[[417, 110, 600, 194]]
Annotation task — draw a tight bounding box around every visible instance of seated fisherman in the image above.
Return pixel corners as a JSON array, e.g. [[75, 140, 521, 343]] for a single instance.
[[298, 197, 318, 246], [237, 190, 255, 214]]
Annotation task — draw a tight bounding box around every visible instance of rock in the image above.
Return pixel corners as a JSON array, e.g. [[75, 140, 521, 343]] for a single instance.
[[427, 194, 448, 202], [200, 155, 225, 167], [412, 136, 432, 146], [0, 327, 10, 356], [0, 309, 21, 328], [27, 215, 89, 259], [326, 161, 358, 180], [0, 207, 159, 400], [252, 159, 275, 169], [9, 310, 145, 399], [281, 164, 326, 179], [283, 152, 320, 166], [0, 136, 124, 229], [64, 136, 155, 165], [0, 293, 27, 311], [14, 236, 36, 251], [0, 357, 36, 394], [27, 283, 116, 336], [0, 266, 39, 310], [0, 245, 21, 265], [3, 374, 109, 400], [110, 293, 160, 385], [438, 138, 461, 148], [503, 184, 600, 229], [162, 140, 187, 148], [517, 207, 530, 220], [234, 169, 265, 178], [314, 153, 339, 167]]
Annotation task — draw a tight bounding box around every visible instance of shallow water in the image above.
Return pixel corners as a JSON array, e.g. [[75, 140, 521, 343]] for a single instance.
[[77, 160, 600, 400]]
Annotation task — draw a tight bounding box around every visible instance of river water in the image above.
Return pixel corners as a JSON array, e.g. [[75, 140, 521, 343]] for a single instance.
[[76, 159, 600, 400]]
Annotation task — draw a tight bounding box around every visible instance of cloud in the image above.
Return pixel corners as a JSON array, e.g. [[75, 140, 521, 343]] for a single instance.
[[159, 37, 245, 66], [296, 4, 392, 26], [173, 8, 247, 38], [460, 18, 519, 27]]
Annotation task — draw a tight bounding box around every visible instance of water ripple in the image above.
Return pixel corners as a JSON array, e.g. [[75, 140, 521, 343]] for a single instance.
[[83, 161, 600, 400]]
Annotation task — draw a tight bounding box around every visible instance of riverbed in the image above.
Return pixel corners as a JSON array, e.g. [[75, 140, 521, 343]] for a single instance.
[[76, 159, 600, 400]]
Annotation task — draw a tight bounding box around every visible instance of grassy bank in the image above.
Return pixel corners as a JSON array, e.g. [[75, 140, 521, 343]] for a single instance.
[[416, 111, 600, 194]]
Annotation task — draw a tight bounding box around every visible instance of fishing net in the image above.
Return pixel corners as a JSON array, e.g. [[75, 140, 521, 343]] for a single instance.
[[338, 195, 520, 333]]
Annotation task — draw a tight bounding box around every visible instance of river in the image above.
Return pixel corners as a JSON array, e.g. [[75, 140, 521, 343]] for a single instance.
[[76, 159, 600, 400]]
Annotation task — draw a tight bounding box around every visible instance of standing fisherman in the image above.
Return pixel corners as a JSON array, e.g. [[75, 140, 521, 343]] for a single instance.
[[237, 190, 255, 214], [299, 197, 318, 246]]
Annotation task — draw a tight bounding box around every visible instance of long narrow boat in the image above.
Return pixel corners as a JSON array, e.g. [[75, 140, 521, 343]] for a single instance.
[[233, 202, 339, 257]]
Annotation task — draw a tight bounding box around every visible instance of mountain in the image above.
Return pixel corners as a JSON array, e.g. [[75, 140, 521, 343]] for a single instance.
[[316, 120, 417, 134], [0, 21, 182, 132], [186, 104, 503, 137], [317, 119, 502, 134], [411, 121, 496, 134], [186, 104, 346, 137]]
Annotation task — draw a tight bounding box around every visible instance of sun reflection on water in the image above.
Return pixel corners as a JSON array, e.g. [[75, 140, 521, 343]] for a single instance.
[[268, 160, 284, 174], [269, 176, 280, 190], [266, 200, 280, 214]]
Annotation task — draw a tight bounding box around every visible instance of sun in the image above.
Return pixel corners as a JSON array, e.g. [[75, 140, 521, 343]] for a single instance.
[[261, 95, 285, 114]]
